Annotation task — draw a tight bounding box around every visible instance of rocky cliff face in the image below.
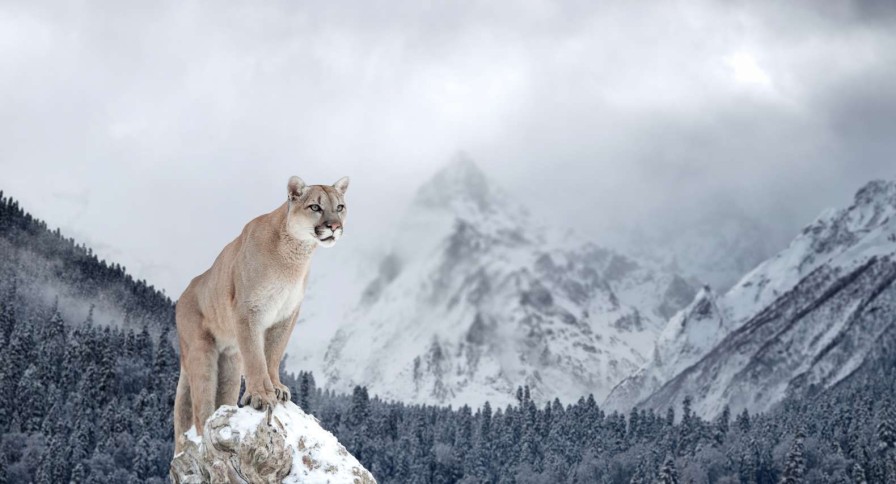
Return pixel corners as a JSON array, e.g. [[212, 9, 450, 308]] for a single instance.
[[606, 179, 896, 417], [301, 154, 697, 408], [171, 402, 375, 484]]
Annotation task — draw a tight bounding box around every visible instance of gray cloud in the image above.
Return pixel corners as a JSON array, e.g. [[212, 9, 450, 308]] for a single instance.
[[1, 0, 895, 296]]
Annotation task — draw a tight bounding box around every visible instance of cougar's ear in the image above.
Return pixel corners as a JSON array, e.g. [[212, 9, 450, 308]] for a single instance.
[[333, 176, 350, 195], [287, 176, 306, 202]]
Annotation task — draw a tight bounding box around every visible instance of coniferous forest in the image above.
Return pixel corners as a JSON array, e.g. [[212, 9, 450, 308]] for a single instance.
[[2, 192, 896, 483]]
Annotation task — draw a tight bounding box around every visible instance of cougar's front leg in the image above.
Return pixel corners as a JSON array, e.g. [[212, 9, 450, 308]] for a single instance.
[[265, 307, 299, 402], [236, 310, 276, 411]]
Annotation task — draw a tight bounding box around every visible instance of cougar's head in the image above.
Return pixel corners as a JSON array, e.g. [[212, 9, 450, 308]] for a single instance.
[[286, 176, 349, 248]]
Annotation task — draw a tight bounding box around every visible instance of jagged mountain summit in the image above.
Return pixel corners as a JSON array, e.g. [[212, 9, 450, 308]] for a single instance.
[[605, 179, 896, 418], [298, 154, 697, 408]]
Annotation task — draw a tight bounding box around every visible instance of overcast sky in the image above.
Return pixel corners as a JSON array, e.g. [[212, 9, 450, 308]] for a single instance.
[[2, 0, 896, 298]]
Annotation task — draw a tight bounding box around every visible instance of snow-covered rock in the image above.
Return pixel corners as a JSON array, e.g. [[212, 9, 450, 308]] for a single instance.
[[606, 179, 896, 417], [297, 154, 697, 408], [170, 402, 375, 484], [604, 286, 728, 412]]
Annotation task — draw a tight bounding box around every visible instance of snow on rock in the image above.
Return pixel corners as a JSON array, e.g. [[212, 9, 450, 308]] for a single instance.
[[606, 178, 896, 417], [170, 402, 375, 484], [297, 153, 697, 408], [605, 286, 727, 412]]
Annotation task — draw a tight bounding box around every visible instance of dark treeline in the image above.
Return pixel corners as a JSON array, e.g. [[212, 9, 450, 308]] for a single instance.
[[2, 191, 896, 483]]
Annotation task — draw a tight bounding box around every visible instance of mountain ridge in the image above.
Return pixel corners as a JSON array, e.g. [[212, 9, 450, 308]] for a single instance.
[[605, 177, 896, 417]]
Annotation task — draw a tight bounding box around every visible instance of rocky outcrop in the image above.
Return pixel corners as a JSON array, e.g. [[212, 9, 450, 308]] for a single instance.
[[170, 402, 375, 484]]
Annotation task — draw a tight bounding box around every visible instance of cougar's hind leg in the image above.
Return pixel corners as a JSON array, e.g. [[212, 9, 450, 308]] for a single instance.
[[173, 369, 192, 454], [174, 287, 203, 452], [215, 349, 243, 408], [186, 333, 219, 435]]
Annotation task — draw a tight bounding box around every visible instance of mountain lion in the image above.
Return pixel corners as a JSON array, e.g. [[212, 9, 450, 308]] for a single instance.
[[173, 176, 349, 453]]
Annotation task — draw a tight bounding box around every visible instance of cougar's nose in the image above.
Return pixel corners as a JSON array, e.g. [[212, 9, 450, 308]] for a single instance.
[[325, 221, 342, 231]]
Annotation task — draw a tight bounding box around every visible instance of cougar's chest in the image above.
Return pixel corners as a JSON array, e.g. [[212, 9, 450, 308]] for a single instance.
[[254, 277, 306, 327]]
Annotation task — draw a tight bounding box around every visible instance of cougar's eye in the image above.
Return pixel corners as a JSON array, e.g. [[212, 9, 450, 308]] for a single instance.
[[336, 204, 345, 212], [308, 204, 322, 212]]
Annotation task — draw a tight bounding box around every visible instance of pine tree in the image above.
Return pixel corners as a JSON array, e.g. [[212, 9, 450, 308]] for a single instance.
[[0, 448, 8, 484], [406, 410, 433, 483], [715, 405, 731, 445], [37, 311, 66, 383], [481, 401, 492, 439], [151, 325, 177, 400], [467, 402, 493, 481], [0, 321, 33, 404], [60, 326, 86, 395], [657, 455, 679, 484], [96, 327, 117, 405], [299, 371, 313, 413], [780, 432, 806, 484], [69, 414, 94, 465], [0, 289, 16, 343], [677, 396, 697, 455], [133, 432, 155, 479], [879, 403, 896, 451], [35, 433, 71, 484], [40, 387, 64, 435], [851, 460, 868, 484], [349, 386, 370, 427], [135, 324, 154, 366], [70, 463, 88, 484], [736, 409, 752, 433], [13, 364, 46, 432]]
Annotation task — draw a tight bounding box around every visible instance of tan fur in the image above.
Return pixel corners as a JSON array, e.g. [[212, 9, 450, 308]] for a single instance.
[[173, 176, 349, 453]]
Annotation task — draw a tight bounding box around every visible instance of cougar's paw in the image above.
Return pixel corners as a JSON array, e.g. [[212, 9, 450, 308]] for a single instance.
[[239, 389, 276, 411], [273, 383, 291, 402]]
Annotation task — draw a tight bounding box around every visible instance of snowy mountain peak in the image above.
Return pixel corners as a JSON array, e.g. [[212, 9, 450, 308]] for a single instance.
[[414, 152, 498, 214], [810, 172, 895, 240], [833, 178, 896, 236], [853, 179, 896, 209], [294, 155, 698, 408]]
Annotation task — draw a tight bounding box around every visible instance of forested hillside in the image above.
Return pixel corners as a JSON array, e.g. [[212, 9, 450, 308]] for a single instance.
[[0, 191, 173, 332], [2, 192, 896, 483]]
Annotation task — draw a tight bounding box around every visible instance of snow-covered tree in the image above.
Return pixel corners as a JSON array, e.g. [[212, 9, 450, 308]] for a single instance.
[[780, 433, 806, 484], [657, 455, 679, 484]]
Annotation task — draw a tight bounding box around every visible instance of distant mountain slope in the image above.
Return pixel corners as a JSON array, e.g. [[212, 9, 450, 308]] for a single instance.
[[606, 179, 896, 417], [298, 155, 697, 407], [0, 191, 174, 330]]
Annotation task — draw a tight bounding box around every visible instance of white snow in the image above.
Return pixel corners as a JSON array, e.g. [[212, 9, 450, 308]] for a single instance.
[[184, 425, 201, 445]]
